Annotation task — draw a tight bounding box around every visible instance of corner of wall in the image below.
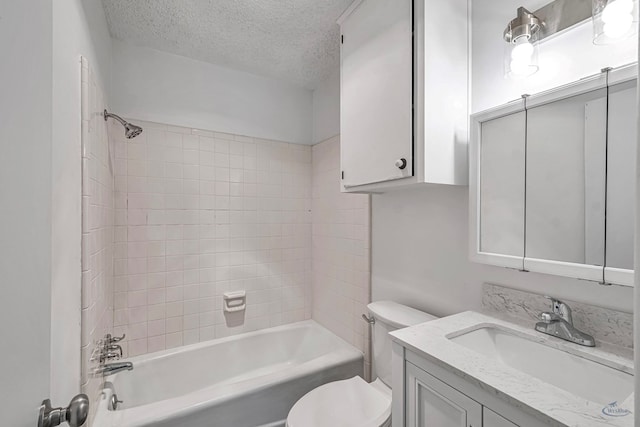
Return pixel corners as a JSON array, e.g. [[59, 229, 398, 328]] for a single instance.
[[311, 68, 341, 144]]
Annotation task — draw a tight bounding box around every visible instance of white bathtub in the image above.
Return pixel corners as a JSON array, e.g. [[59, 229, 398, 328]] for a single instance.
[[92, 320, 363, 427]]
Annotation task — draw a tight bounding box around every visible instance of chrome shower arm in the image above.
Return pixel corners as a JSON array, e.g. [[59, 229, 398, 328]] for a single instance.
[[103, 109, 143, 139], [104, 109, 127, 126]]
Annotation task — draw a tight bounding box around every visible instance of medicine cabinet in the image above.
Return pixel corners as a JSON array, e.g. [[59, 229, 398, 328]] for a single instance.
[[469, 64, 637, 286]]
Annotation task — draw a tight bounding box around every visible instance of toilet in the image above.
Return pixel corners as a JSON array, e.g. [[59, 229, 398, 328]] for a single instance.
[[286, 301, 437, 427]]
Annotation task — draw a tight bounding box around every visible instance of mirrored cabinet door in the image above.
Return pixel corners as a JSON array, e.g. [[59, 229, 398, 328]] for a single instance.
[[479, 111, 526, 265], [605, 79, 637, 285], [525, 88, 608, 281], [470, 65, 636, 286]]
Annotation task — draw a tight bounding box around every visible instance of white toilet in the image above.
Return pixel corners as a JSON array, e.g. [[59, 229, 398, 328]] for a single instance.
[[286, 301, 437, 427]]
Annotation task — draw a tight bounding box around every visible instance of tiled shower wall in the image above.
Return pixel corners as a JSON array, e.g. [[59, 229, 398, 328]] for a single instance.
[[311, 136, 371, 360], [111, 121, 312, 356], [80, 58, 114, 405]]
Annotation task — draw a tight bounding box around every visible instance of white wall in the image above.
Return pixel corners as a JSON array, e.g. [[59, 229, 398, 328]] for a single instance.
[[312, 69, 341, 144], [0, 1, 53, 425], [634, 19, 640, 420], [111, 40, 313, 145], [51, 0, 113, 403], [372, 0, 636, 315], [372, 186, 633, 317], [472, 0, 637, 113]]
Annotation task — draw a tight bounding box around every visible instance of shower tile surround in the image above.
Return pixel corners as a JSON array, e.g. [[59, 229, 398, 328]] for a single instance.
[[482, 283, 633, 353], [311, 136, 371, 363], [80, 57, 115, 411], [111, 120, 313, 356]]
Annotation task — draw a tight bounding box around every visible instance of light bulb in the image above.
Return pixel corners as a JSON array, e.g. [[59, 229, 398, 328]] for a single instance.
[[508, 36, 536, 77], [602, 0, 634, 38], [511, 39, 534, 60], [602, 0, 633, 22], [510, 59, 531, 76], [604, 14, 633, 37]]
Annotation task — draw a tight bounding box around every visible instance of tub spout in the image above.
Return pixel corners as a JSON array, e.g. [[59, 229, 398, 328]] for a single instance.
[[94, 361, 134, 377]]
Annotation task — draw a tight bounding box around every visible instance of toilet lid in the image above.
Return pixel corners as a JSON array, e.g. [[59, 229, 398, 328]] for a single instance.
[[287, 376, 391, 427]]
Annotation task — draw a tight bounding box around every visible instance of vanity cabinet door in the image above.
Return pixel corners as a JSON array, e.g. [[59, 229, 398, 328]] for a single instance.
[[406, 362, 482, 427], [483, 408, 519, 427]]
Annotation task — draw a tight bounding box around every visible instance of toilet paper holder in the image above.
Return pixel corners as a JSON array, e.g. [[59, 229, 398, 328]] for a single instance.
[[223, 291, 246, 313]]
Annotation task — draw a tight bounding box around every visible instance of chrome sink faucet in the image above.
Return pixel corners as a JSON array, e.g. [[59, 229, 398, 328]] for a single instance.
[[535, 297, 595, 347]]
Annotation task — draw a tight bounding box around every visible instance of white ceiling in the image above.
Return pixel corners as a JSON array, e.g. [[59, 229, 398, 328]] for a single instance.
[[101, 0, 353, 89]]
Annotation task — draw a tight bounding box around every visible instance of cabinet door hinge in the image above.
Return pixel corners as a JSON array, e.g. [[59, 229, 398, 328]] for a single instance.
[[341, 35, 344, 44], [341, 171, 344, 180]]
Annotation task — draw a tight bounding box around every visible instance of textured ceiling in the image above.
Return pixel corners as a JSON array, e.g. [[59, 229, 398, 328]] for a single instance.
[[102, 0, 353, 89]]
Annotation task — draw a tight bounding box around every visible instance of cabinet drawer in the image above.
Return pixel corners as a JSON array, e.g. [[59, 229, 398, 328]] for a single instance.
[[483, 408, 518, 427]]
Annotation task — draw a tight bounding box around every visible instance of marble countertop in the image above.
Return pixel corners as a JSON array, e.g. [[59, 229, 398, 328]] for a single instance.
[[390, 311, 634, 427]]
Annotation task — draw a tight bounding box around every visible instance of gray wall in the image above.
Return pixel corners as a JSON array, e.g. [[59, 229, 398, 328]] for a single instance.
[[111, 40, 314, 144], [0, 1, 53, 425]]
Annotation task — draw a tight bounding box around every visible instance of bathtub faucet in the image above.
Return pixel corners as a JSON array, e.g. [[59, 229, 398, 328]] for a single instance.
[[94, 361, 134, 377]]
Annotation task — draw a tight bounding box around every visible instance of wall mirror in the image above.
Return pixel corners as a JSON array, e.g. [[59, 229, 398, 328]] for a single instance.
[[470, 63, 637, 286]]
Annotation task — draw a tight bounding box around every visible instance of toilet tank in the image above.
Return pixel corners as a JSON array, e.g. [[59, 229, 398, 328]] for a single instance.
[[368, 301, 437, 387]]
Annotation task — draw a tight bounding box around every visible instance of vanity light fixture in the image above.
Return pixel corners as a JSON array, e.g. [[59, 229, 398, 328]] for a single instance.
[[592, 0, 637, 44], [503, 0, 635, 79], [504, 7, 542, 78]]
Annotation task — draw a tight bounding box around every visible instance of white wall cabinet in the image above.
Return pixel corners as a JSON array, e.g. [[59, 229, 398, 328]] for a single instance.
[[338, 0, 468, 193], [469, 64, 637, 286], [393, 342, 547, 427]]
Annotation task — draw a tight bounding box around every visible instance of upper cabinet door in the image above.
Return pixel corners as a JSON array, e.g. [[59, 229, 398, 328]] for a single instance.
[[525, 87, 608, 281], [605, 78, 637, 286], [340, 0, 413, 188]]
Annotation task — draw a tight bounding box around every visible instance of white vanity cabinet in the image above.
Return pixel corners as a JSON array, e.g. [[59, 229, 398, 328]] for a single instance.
[[469, 64, 637, 286], [393, 343, 547, 427], [337, 0, 468, 193], [483, 409, 518, 427], [405, 362, 481, 427]]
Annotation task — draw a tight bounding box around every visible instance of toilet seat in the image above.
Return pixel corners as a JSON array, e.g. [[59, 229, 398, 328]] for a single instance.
[[286, 376, 391, 427]]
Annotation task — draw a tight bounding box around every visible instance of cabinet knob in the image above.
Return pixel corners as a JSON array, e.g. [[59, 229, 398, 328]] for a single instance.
[[395, 158, 407, 170]]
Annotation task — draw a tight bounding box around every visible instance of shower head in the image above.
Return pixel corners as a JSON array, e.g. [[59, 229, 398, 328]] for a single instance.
[[104, 109, 143, 139], [124, 122, 143, 139]]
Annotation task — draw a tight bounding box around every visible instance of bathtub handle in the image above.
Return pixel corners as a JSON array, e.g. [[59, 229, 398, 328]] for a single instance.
[[106, 333, 125, 343], [109, 394, 124, 411], [361, 314, 375, 324]]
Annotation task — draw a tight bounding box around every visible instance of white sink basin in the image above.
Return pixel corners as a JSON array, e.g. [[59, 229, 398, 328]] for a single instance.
[[450, 326, 633, 404]]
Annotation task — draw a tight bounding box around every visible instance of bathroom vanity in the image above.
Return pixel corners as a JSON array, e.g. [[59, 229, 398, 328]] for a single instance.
[[390, 311, 634, 426]]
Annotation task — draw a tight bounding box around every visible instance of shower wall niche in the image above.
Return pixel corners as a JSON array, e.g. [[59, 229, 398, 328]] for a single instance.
[[111, 121, 313, 356]]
